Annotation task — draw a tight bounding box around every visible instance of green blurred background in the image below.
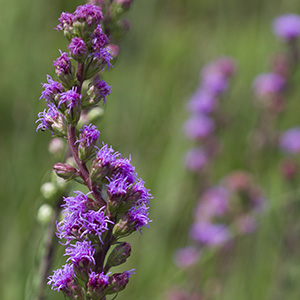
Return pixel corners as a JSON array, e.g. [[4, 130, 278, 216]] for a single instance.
[[1, 0, 300, 299]]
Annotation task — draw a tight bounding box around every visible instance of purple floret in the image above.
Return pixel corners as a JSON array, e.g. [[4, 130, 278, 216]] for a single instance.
[[88, 271, 110, 288], [56, 12, 74, 31], [48, 263, 75, 292], [65, 240, 95, 266], [40, 75, 64, 103], [53, 50, 72, 75], [57, 191, 111, 243], [93, 77, 112, 104], [280, 127, 300, 154], [36, 104, 63, 133], [273, 14, 300, 41], [59, 87, 82, 113], [127, 203, 151, 232], [74, 4, 103, 26], [68, 37, 87, 57], [77, 124, 100, 149], [92, 25, 109, 51]]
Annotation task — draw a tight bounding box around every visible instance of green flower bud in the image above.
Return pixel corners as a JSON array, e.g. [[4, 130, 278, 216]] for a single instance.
[[106, 242, 131, 269]]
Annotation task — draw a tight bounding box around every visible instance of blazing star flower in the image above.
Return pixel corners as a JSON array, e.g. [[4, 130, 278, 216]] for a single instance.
[[74, 4, 103, 26], [190, 222, 232, 246], [65, 240, 95, 266], [91, 25, 109, 52], [280, 127, 300, 154], [57, 191, 112, 243], [40, 75, 64, 104], [53, 50, 72, 76], [184, 147, 209, 171], [252, 73, 285, 99], [47, 263, 76, 292], [272, 14, 300, 42], [56, 12, 74, 32], [36, 104, 66, 135], [58, 87, 82, 117], [93, 77, 111, 104], [127, 202, 151, 232], [68, 37, 87, 59], [174, 246, 200, 268], [183, 114, 215, 140], [77, 124, 100, 162], [201, 71, 228, 95]]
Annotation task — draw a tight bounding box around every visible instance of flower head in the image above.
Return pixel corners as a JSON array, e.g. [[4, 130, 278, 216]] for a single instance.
[[56, 12, 74, 32], [273, 14, 300, 41], [53, 50, 72, 76], [187, 89, 217, 114], [65, 240, 95, 267], [48, 263, 75, 292], [74, 4, 103, 26], [40, 75, 64, 104], [92, 25, 109, 52], [68, 37, 87, 60]]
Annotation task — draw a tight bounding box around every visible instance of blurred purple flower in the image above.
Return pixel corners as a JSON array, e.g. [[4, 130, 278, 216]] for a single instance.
[[187, 89, 217, 114], [190, 222, 232, 246], [273, 14, 300, 41], [252, 73, 285, 98], [183, 114, 215, 140], [195, 186, 229, 221], [174, 246, 199, 267], [280, 127, 300, 154], [184, 148, 209, 171]]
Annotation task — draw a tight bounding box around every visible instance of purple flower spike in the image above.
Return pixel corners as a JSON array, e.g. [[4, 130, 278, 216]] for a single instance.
[[190, 222, 232, 246], [183, 114, 215, 140], [184, 148, 209, 171], [40, 75, 64, 104], [68, 37, 87, 58], [174, 246, 200, 268], [273, 14, 300, 41], [74, 4, 103, 26], [252, 73, 285, 99], [65, 240, 95, 266], [48, 263, 75, 292], [53, 50, 72, 76], [280, 127, 300, 154]]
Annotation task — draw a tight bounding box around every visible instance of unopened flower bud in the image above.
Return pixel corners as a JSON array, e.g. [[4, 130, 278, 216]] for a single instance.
[[106, 270, 134, 295], [53, 163, 78, 181], [37, 204, 53, 225], [106, 242, 131, 269], [112, 218, 132, 238]]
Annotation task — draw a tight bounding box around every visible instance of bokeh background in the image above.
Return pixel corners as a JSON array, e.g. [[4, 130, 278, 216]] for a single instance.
[[1, 0, 300, 299]]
